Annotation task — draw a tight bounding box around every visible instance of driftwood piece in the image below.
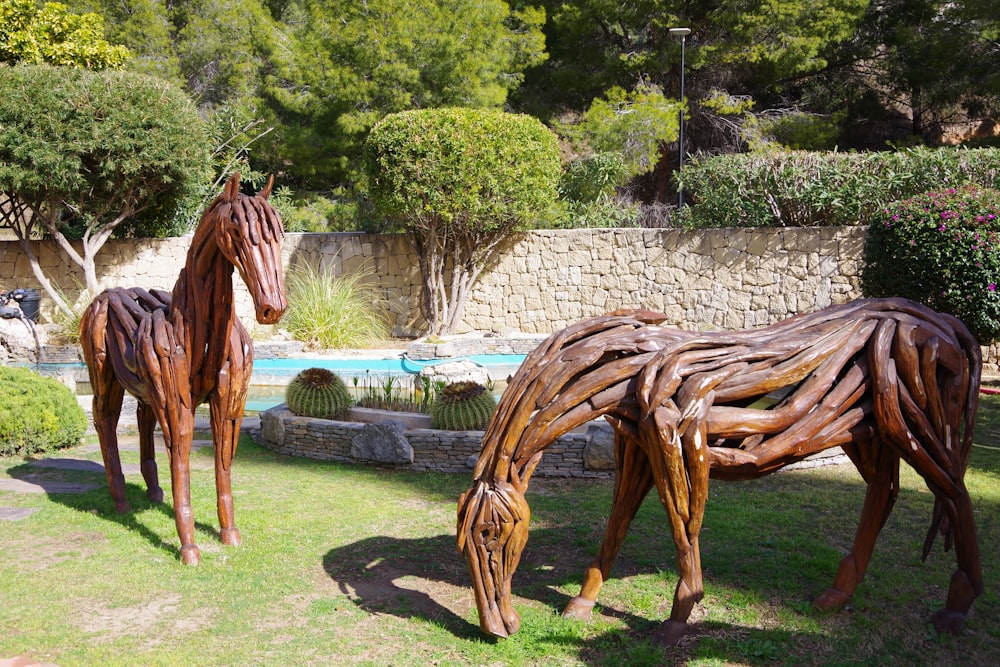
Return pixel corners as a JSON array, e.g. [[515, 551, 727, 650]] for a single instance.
[[79, 173, 287, 565], [457, 298, 983, 644]]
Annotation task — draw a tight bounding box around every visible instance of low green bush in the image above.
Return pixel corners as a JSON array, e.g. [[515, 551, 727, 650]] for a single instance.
[[270, 187, 360, 233], [559, 153, 630, 204], [0, 366, 87, 457], [861, 185, 1000, 344], [680, 146, 1000, 228]]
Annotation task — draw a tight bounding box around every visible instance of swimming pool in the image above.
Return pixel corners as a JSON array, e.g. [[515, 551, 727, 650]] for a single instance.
[[251, 353, 526, 378], [52, 352, 527, 413], [245, 354, 526, 412]]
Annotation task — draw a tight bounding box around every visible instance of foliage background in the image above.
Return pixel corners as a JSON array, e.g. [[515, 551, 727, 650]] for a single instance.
[[862, 186, 1000, 344]]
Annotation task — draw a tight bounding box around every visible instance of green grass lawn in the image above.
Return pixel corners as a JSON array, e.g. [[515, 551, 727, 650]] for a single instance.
[[1, 397, 998, 666]]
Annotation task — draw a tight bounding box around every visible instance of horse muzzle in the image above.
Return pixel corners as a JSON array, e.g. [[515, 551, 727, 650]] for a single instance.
[[254, 297, 287, 325]]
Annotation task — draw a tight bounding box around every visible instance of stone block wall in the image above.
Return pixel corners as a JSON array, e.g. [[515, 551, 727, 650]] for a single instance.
[[258, 405, 615, 478], [4, 226, 999, 371], [463, 227, 865, 334], [0, 227, 865, 334]]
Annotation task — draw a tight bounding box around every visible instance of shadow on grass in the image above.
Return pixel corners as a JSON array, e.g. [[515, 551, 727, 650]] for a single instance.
[[316, 443, 999, 665], [319, 527, 839, 666], [4, 460, 224, 563]]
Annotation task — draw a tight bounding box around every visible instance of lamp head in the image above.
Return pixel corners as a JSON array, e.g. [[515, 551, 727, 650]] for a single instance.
[[669, 27, 691, 37]]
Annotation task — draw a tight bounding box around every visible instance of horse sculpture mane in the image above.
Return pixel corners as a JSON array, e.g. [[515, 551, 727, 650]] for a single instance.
[[80, 173, 287, 565], [457, 297, 983, 644]]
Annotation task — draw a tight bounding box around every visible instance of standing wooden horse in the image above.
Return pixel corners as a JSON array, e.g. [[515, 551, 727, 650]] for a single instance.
[[80, 173, 287, 565], [457, 298, 983, 644]]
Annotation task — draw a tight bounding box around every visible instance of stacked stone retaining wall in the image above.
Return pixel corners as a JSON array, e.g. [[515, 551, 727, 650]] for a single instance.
[[4, 227, 1000, 371], [257, 405, 849, 476], [258, 405, 616, 478]]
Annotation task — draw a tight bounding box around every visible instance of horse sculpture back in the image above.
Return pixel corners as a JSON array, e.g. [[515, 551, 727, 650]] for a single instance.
[[457, 298, 983, 644], [80, 173, 287, 564]]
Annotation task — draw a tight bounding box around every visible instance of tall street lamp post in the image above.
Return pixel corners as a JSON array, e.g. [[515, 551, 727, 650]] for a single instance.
[[669, 27, 691, 211]]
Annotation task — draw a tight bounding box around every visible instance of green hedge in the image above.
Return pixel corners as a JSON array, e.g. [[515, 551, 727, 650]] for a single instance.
[[680, 147, 1000, 228], [0, 366, 88, 457]]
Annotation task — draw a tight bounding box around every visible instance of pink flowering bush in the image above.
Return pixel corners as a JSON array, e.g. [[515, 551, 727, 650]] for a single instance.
[[862, 186, 1000, 344]]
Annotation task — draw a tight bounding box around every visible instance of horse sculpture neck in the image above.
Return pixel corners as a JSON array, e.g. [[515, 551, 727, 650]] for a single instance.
[[163, 175, 287, 403], [169, 215, 238, 399]]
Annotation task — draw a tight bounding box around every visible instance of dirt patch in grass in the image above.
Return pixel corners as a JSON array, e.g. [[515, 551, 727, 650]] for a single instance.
[[72, 593, 215, 643], [4, 530, 107, 571]]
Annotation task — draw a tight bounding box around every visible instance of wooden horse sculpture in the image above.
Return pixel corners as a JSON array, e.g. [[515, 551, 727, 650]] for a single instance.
[[457, 298, 983, 644], [80, 173, 287, 565]]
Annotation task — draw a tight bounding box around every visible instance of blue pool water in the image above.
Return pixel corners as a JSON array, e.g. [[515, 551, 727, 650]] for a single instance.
[[54, 352, 527, 413], [251, 353, 526, 377], [244, 354, 525, 412]]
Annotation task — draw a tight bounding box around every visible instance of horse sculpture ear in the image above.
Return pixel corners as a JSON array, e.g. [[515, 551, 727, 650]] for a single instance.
[[224, 172, 241, 202], [258, 175, 275, 200]]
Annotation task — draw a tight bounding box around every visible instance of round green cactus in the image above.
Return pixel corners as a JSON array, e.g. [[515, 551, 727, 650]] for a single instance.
[[285, 367, 353, 420], [430, 381, 496, 431]]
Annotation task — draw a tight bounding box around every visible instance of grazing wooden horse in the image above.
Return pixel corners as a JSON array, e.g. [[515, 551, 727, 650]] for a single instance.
[[80, 173, 287, 565], [458, 298, 983, 644]]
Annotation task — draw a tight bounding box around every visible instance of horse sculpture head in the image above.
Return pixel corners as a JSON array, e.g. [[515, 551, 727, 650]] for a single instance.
[[457, 480, 531, 637], [207, 172, 287, 324]]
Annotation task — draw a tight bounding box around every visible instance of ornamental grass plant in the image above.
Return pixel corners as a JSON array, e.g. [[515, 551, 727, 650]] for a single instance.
[[282, 263, 389, 349], [862, 185, 1000, 344]]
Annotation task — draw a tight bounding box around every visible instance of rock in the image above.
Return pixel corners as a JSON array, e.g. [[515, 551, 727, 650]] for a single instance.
[[0, 315, 44, 364], [260, 406, 288, 448], [351, 420, 414, 465], [583, 422, 615, 471], [419, 359, 492, 387]]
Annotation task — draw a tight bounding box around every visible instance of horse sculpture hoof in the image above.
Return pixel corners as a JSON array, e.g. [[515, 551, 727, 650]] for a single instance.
[[113, 500, 132, 514], [653, 620, 688, 646], [562, 596, 596, 620], [814, 587, 851, 612], [930, 609, 966, 636], [180, 545, 202, 566], [147, 487, 164, 503], [220, 527, 242, 546]]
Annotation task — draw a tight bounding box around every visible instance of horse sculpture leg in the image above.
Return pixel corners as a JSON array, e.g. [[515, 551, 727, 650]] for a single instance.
[[208, 372, 246, 546], [136, 402, 165, 503], [564, 431, 655, 620], [645, 403, 711, 646], [815, 440, 900, 611], [209, 399, 242, 547], [92, 376, 130, 514], [163, 411, 199, 565], [930, 487, 983, 634], [208, 322, 253, 547]]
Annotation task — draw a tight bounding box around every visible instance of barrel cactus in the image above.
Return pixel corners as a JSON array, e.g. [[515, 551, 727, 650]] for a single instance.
[[285, 368, 353, 420], [430, 381, 496, 431]]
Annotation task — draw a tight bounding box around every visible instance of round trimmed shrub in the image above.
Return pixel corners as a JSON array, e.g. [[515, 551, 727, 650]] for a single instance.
[[430, 381, 496, 431], [862, 185, 1000, 344], [285, 368, 353, 420], [0, 366, 87, 457]]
